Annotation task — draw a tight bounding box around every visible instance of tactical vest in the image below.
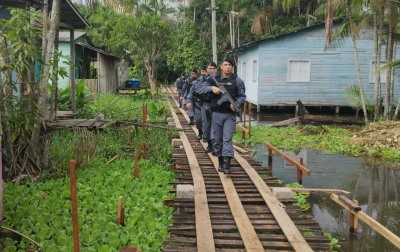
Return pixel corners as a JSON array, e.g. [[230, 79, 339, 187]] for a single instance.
[[210, 73, 238, 113], [185, 77, 197, 97]]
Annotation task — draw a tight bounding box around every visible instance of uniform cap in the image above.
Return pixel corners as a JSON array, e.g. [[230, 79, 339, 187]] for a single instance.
[[222, 57, 235, 66], [207, 61, 217, 68]]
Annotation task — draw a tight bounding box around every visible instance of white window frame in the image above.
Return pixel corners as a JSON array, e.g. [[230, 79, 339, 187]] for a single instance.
[[242, 62, 246, 81], [252, 60, 258, 82], [287, 59, 311, 82], [369, 60, 387, 83]]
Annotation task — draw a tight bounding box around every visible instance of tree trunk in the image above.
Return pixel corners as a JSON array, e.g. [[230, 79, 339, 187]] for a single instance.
[[385, 5, 397, 120], [347, 1, 368, 125], [49, 5, 61, 122], [145, 61, 157, 97], [373, 9, 382, 121], [32, 0, 60, 166], [0, 37, 14, 174]]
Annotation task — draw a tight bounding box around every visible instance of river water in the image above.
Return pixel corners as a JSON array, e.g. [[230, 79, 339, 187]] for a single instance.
[[253, 144, 400, 252]]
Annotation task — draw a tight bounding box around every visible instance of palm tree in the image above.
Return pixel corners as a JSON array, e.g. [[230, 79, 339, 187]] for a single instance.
[[323, 0, 369, 124]]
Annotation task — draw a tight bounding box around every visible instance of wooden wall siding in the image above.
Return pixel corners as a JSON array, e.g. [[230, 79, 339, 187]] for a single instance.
[[77, 79, 98, 93], [237, 48, 258, 104], [98, 53, 118, 93], [238, 25, 399, 107]]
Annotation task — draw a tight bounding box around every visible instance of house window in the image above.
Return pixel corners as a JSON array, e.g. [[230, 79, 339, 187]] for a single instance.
[[370, 60, 387, 83], [252, 60, 257, 82], [287, 59, 311, 82], [242, 62, 246, 80]]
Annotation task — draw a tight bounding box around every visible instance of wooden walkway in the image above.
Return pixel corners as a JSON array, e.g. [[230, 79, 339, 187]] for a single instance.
[[163, 87, 331, 251]]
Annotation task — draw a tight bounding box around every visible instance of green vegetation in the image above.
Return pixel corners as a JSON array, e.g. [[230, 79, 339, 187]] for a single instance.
[[2, 95, 177, 251], [324, 232, 341, 251], [285, 183, 310, 212], [235, 124, 400, 163]]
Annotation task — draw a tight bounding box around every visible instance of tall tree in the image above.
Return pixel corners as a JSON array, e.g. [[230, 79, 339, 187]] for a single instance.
[[109, 14, 172, 96]]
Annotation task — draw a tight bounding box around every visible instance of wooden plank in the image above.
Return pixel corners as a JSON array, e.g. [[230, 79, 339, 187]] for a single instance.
[[167, 96, 215, 252], [292, 188, 350, 194], [234, 152, 313, 252], [331, 194, 400, 249], [197, 145, 264, 251]]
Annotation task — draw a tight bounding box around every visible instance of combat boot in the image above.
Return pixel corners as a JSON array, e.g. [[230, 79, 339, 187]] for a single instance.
[[205, 140, 213, 153], [189, 117, 194, 125], [217, 156, 224, 172], [197, 129, 203, 140], [223, 157, 232, 174]]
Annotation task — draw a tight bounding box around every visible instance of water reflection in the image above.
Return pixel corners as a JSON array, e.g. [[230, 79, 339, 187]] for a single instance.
[[253, 144, 400, 252]]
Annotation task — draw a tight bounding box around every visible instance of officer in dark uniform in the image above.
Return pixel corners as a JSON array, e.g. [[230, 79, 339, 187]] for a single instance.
[[195, 61, 217, 152], [175, 73, 186, 108], [180, 69, 198, 125], [187, 66, 207, 139], [199, 57, 246, 174]]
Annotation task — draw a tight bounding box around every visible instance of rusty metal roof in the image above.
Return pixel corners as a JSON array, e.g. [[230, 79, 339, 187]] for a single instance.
[[1, 0, 88, 29]]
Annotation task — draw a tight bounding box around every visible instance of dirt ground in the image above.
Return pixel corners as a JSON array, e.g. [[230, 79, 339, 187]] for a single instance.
[[350, 121, 400, 151]]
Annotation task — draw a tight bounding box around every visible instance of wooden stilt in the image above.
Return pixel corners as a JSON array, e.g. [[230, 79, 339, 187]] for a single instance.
[[297, 158, 304, 185], [348, 199, 359, 233], [117, 196, 125, 226]]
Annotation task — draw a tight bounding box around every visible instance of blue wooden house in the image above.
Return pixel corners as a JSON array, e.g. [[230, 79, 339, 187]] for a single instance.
[[234, 21, 400, 113]]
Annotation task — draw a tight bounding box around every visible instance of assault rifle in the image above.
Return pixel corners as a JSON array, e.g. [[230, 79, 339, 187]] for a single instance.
[[208, 74, 242, 117]]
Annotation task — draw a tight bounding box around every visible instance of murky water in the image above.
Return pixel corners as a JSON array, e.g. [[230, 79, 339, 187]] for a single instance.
[[253, 144, 400, 252]]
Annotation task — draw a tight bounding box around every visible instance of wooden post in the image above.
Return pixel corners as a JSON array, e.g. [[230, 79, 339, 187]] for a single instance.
[[117, 196, 125, 226], [248, 102, 252, 138], [242, 102, 247, 139], [297, 158, 304, 185], [134, 144, 140, 178], [141, 142, 146, 159], [349, 199, 359, 233], [69, 160, 80, 252], [268, 147, 273, 168], [70, 29, 76, 112]]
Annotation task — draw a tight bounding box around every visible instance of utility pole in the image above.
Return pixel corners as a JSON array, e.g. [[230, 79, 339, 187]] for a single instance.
[[211, 0, 217, 63]]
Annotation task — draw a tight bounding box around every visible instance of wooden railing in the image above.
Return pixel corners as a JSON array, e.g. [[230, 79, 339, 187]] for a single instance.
[[237, 101, 252, 139], [264, 143, 311, 184]]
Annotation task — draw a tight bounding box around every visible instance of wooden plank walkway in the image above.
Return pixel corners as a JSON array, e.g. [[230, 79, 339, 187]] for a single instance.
[[163, 86, 331, 251]]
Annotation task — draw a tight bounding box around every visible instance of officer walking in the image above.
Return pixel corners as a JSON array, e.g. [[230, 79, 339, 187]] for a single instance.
[[187, 66, 207, 139], [180, 69, 198, 125], [199, 57, 246, 174], [195, 61, 217, 152], [175, 73, 186, 108]]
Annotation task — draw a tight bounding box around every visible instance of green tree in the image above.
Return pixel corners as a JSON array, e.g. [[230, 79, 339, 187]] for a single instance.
[[109, 14, 172, 96], [167, 21, 211, 74]]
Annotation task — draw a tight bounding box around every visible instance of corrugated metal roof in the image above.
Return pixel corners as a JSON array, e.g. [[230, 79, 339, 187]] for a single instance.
[[59, 31, 87, 42], [0, 0, 44, 9], [1, 0, 89, 29], [76, 42, 119, 58], [233, 18, 344, 53]]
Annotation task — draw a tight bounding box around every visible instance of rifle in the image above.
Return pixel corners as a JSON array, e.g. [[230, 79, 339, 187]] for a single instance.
[[208, 74, 242, 117]]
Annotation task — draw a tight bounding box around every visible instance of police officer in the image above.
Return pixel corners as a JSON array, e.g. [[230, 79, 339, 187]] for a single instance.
[[196, 62, 217, 152], [175, 73, 186, 108], [187, 66, 207, 139], [180, 69, 198, 125], [200, 57, 246, 174]]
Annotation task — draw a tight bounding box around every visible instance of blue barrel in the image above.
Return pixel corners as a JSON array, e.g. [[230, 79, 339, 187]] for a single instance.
[[125, 78, 141, 89]]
